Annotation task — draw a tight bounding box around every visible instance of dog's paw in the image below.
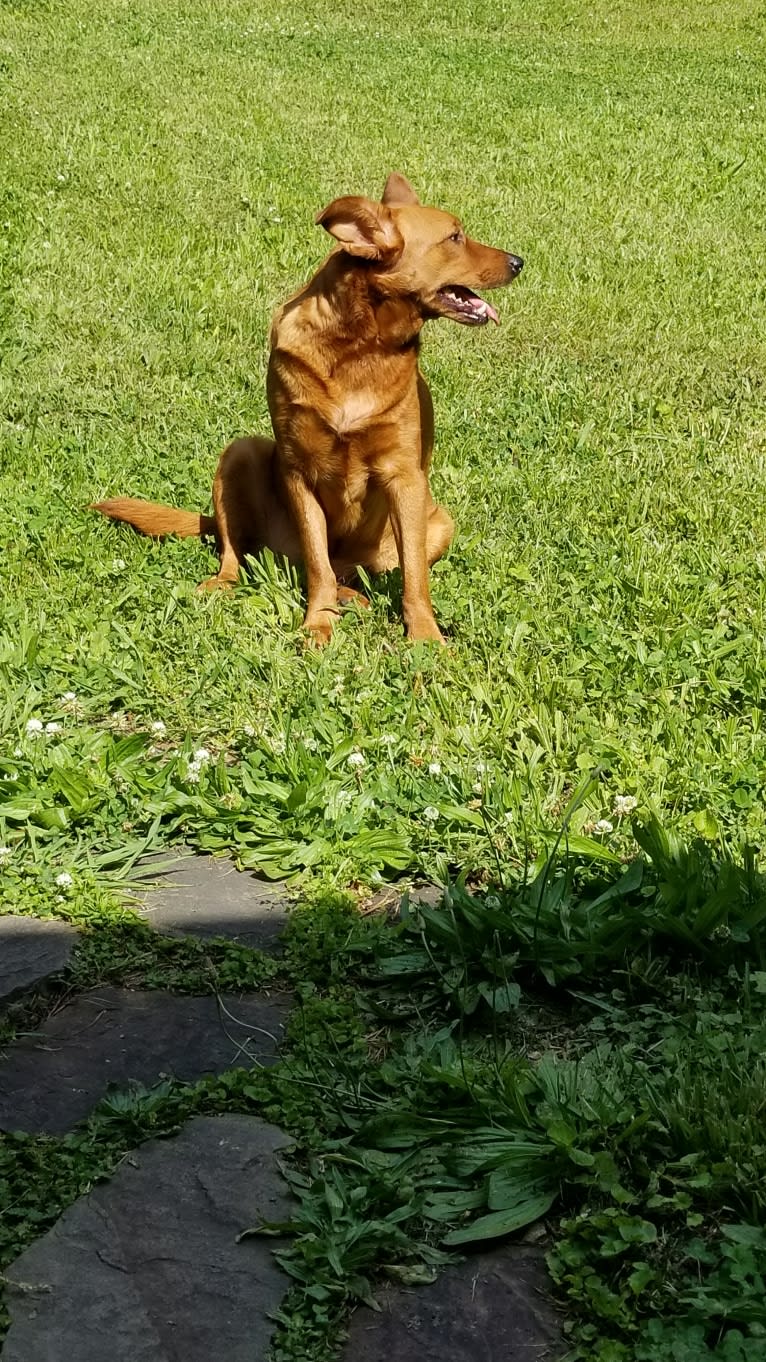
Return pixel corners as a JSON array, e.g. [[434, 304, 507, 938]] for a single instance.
[[405, 617, 447, 645], [336, 586, 370, 610], [302, 607, 339, 647], [410, 632, 448, 646], [197, 576, 234, 592], [304, 623, 333, 648]]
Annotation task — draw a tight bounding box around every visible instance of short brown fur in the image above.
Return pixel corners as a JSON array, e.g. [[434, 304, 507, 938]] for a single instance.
[[93, 175, 522, 643]]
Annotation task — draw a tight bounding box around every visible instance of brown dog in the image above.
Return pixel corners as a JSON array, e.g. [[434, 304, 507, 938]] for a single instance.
[[93, 174, 523, 643]]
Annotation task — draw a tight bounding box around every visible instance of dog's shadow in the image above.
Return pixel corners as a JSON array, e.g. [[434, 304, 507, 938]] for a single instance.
[[359, 566, 403, 622], [237, 552, 406, 631], [237, 552, 405, 631]]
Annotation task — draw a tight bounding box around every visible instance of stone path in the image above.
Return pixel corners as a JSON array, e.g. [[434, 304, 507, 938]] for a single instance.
[[342, 1245, 562, 1361], [2, 1117, 293, 1362], [0, 851, 564, 1361], [135, 850, 290, 951], [0, 985, 289, 1134], [0, 915, 77, 1004], [0, 854, 293, 1361]]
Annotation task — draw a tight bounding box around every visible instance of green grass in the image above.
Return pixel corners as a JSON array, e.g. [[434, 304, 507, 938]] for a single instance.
[[1, 0, 765, 885], [1, 0, 766, 1357]]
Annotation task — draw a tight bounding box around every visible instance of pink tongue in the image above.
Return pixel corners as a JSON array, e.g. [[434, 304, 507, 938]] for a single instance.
[[485, 300, 499, 325]]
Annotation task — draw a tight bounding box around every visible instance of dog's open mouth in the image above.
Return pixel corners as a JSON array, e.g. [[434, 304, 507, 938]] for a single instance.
[[437, 285, 499, 326]]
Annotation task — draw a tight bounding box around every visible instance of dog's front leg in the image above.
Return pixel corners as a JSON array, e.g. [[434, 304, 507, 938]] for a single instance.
[[282, 472, 339, 645], [386, 471, 445, 643]]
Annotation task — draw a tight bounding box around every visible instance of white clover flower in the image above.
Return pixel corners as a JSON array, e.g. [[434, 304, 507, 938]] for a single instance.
[[45, 722, 62, 735], [595, 819, 614, 835], [347, 751, 366, 769], [473, 782, 482, 794], [380, 735, 396, 747], [150, 720, 167, 736], [13, 746, 23, 757], [242, 723, 256, 738], [270, 736, 286, 755], [503, 811, 514, 824], [55, 871, 73, 888], [428, 761, 442, 776], [423, 805, 439, 822], [0, 845, 12, 861], [60, 691, 77, 704], [185, 746, 212, 783], [25, 718, 44, 735], [613, 794, 638, 818], [112, 558, 126, 571], [476, 761, 488, 774]]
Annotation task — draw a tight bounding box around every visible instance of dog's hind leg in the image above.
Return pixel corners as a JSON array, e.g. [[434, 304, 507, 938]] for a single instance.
[[197, 436, 276, 591]]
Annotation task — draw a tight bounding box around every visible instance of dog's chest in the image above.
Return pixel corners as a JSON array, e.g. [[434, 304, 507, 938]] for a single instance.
[[325, 387, 381, 439], [269, 312, 421, 515], [318, 452, 372, 530]]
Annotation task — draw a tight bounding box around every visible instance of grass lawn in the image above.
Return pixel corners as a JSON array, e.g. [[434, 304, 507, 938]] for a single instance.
[[1, 0, 766, 1357]]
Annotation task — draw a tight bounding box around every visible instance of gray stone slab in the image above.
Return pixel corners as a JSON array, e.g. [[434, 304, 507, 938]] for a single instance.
[[343, 1247, 563, 1361], [361, 883, 444, 917], [0, 915, 77, 1006], [136, 852, 290, 951], [0, 985, 290, 1133], [1, 1115, 293, 1362]]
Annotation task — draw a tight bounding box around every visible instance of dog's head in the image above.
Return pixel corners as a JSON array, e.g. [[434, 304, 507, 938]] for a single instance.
[[316, 173, 523, 326]]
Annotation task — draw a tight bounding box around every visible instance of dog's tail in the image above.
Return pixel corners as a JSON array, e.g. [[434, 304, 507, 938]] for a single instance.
[[91, 497, 216, 540]]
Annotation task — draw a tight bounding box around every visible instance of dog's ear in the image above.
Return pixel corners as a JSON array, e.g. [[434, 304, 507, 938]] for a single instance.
[[316, 196, 403, 262], [382, 173, 420, 206]]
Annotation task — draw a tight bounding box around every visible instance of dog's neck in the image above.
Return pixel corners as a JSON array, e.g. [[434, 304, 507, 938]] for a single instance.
[[312, 253, 425, 354]]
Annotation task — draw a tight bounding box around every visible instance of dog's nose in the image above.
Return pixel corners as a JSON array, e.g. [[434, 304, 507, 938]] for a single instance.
[[508, 254, 524, 275]]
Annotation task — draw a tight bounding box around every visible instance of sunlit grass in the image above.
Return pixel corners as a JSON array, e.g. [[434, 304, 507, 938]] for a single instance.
[[1, 0, 764, 892]]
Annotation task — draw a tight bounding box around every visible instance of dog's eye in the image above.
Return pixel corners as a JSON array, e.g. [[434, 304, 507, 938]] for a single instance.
[[448, 230, 464, 244]]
